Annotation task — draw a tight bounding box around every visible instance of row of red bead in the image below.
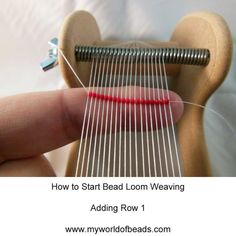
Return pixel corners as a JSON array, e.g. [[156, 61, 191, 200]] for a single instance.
[[88, 92, 169, 105]]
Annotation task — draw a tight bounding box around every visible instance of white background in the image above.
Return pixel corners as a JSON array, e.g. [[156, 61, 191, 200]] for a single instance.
[[0, 178, 235, 236]]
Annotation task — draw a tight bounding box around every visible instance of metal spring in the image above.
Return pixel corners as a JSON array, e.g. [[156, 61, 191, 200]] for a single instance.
[[75, 46, 210, 66]]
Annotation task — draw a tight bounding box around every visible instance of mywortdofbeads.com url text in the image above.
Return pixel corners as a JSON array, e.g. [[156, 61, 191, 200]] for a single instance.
[[65, 225, 171, 234]]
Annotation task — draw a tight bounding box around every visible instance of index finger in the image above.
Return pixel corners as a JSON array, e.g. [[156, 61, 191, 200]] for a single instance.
[[0, 87, 183, 161]]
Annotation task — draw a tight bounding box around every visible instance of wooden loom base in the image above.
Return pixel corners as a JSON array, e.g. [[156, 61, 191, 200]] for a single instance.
[[58, 11, 232, 177]]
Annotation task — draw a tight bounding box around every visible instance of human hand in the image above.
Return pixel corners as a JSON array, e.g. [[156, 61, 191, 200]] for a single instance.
[[0, 88, 183, 176]]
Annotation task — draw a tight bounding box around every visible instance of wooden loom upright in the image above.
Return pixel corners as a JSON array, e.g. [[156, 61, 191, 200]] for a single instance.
[[45, 10, 232, 177]]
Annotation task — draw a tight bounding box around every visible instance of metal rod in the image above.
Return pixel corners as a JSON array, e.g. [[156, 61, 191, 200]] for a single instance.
[[75, 46, 210, 66]]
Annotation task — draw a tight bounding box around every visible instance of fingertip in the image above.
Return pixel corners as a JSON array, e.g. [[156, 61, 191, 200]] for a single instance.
[[168, 91, 184, 123]]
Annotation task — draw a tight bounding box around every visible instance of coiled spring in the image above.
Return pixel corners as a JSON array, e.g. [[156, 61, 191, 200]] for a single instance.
[[75, 46, 210, 66]]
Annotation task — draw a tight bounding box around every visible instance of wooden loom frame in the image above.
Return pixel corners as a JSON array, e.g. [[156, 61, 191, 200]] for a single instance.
[[58, 10, 232, 177]]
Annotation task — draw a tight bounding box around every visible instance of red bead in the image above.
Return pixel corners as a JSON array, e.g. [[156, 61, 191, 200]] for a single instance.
[[136, 99, 141, 105], [129, 98, 135, 104]]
